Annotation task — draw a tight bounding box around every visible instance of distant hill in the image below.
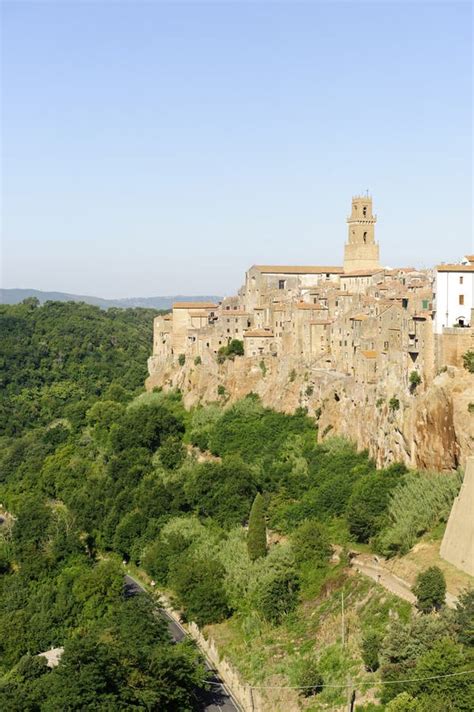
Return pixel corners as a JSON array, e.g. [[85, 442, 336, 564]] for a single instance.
[[0, 289, 222, 310]]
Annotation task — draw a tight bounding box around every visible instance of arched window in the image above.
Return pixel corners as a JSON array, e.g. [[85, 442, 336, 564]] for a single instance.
[[363, 206, 367, 216], [363, 231, 367, 243]]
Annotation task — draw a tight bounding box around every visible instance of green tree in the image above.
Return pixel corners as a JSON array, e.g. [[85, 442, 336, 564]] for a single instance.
[[110, 402, 185, 453], [453, 588, 474, 646], [462, 350, 474, 374], [247, 493, 267, 561], [411, 637, 473, 711], [170, 554, 231, 626], [159, 435, 186, 470], [347, 467, 403, 543], [413, 566, 446, 613], [361, 630, 382, 672], [291, 520, 331, 567]]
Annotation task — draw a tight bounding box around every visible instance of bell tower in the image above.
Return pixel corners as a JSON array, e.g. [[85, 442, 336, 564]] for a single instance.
[[343, 194, 380, 272]]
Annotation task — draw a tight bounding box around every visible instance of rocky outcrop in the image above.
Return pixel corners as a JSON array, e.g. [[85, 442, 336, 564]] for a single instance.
[[147, 356, 474, 472], [441, 457, 474, 576]]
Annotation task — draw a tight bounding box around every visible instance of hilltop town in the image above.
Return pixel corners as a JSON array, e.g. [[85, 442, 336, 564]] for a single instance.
[[147, 195, 474, 471]]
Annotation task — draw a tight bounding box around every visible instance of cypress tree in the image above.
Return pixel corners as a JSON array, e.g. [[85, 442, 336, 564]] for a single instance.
[[247, 493, 267, 561]]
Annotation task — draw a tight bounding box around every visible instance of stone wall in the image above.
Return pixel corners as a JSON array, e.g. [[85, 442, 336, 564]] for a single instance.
[[439, 328, 474, 368], [158, 594, 301, 711], [441, 457, 474, 576]]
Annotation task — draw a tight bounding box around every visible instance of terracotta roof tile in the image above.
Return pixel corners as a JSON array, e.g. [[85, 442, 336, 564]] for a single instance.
[[173, 302, 218, 309], [296, 302, 326, 310], [360, 350, 378, 359]]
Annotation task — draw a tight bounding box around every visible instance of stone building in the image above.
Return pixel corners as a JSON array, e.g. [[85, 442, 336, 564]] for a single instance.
[[148, 195, 455, 401]]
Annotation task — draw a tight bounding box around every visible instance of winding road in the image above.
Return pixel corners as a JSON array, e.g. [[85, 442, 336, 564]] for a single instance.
[[124, 575, 241, 712]]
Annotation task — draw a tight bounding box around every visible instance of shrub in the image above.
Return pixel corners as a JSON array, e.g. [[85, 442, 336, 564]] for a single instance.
[[178, 354, 186, 366], [247, 493, 267, 561], [217, 340, 244, 363], [194, 356, 202, 366], [217, 385, 226, 397], [321, 424, 333, 438], [289, 369, 296, 382], [227, 339, 244, 357], [296, 657, 324, 697], [259, 360, 267, 376], [468, 402, 474, 414], [361, 631, 382, 671], [409, 371, 421, 392], [462, 350, 474, 373], [389, 397, 400, 411], [385, 693, 424, 711], [413, 566, 446, 613], [305, 385, 314, 397], [254, 568, 299, 624], [376, 397, 384, 408]]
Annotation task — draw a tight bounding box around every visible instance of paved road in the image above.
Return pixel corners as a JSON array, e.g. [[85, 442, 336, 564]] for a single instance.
[[350, 555, 458, 608], [124, 575, 241, 712]]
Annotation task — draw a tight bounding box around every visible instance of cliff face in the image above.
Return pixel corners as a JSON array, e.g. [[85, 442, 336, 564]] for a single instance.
[[147, 356, 474, 471]]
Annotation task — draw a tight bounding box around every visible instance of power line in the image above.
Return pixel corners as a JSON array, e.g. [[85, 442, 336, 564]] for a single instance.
[[204, 668, 474, 690]]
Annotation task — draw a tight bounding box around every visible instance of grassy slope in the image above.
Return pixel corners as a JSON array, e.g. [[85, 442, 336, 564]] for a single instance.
[[205, 564, 411, 711]]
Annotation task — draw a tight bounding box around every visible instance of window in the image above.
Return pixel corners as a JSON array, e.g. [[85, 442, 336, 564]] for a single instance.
[[363, 206, 367, 216], [363, 231, 367, 243], [422, 299, 429, 309], [459, 294, 465, 305], [278, 279, 285, 290], [460, 276, 464, 285]]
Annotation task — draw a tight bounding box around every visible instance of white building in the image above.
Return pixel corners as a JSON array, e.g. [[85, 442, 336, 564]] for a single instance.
[[434, 258, 474, 334]]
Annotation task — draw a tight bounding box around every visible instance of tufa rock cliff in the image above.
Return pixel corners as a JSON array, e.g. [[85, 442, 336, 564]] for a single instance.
[[146, 356, 474, 472]]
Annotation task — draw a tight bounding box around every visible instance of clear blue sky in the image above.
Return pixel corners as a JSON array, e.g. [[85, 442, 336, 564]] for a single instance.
[[2, 1, 472, 297]]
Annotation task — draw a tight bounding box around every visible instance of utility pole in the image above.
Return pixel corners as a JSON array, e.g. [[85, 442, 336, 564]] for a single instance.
[[341, 590, 345, 648], [346, 675, 356, 711]]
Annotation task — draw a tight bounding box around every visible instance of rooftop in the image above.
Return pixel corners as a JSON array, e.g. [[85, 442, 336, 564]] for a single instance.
[[341, 269, 384, 277], [436, 264, 474, 273], [350, 314, 369, 321], [254, 265, 344, 274], [361, 350, 378, 359], [296, 302, 326, 310], [172, 302, 218, 309], [243, 329, 274, 338]]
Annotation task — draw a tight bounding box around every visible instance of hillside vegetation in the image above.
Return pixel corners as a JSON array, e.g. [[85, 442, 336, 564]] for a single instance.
[[0, 300, 472, 711]]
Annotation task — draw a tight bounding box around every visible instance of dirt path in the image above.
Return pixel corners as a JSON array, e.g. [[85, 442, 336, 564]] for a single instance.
[[350, 554, 458, 608]]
